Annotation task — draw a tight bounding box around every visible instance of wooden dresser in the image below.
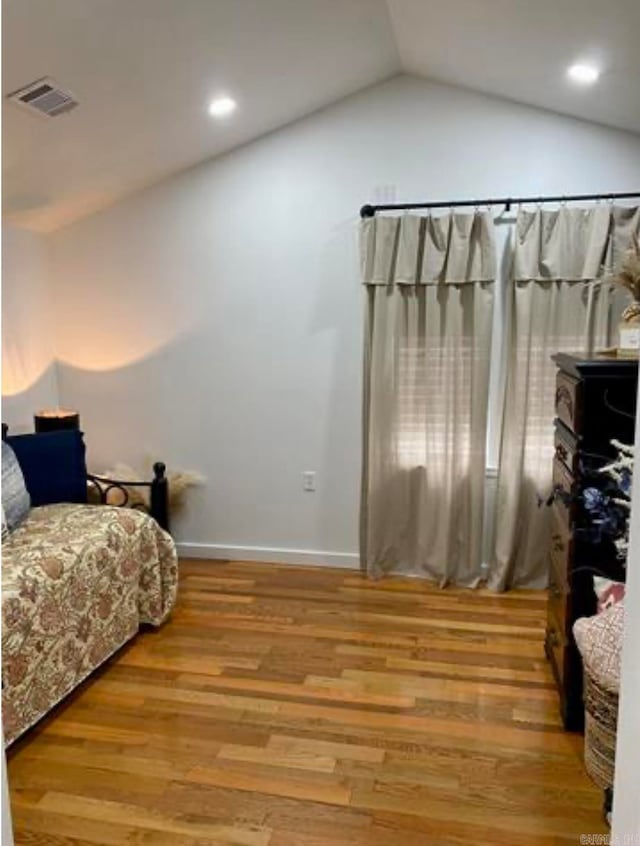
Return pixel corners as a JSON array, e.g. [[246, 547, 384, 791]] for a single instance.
[[548, 353, 637, 731]]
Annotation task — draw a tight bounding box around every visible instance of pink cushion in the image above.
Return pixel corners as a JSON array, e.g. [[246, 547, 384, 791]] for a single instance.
[[593, 576, 626, 613]]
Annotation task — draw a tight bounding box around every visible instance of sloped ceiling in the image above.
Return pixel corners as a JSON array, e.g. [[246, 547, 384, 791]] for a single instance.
[[2, 0, 399, 231], [388, 0, 640, 137], [3, 0, 639, 232]]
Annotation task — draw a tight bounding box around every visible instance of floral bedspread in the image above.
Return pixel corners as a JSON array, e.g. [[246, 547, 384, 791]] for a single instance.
[[2, 503, 178, 745]]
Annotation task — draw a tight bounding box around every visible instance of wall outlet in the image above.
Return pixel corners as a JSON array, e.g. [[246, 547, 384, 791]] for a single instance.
[[302, 471, 316, 492]]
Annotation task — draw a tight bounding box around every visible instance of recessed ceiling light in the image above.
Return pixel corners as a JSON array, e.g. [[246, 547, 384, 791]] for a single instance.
[[208, 96, 237, 118], [567, 63, 600, 85]]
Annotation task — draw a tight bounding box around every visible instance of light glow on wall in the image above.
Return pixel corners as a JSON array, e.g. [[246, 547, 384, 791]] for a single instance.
[[2, 344, 51, 397]]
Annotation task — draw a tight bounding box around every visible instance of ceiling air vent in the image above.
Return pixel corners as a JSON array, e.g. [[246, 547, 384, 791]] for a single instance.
[[6, 77, 78, 117]]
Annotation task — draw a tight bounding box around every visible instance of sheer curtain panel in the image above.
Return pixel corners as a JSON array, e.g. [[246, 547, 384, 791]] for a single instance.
[[360, 213, 496, 586], [490, 205, 640, 591]]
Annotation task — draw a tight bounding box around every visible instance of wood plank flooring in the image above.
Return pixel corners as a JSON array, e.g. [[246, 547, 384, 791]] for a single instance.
[[7, 559, 607, 845]]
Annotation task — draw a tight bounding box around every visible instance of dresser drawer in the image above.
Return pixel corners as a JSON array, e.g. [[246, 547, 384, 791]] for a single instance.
[[548, 595, 569, 651], [554, 423, 579, 476], [548, 565, 570, 634], [552, 457, 575, 527], [550, 505, 573, 584], [555, 371, 583, 435]]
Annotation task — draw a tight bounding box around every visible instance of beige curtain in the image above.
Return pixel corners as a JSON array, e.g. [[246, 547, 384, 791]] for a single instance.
[[490, 205, 640, 591], [360, 213, 496, 586]]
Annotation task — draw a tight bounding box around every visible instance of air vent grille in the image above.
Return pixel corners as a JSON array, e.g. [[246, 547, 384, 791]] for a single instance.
[[6, 77, 78, 117]]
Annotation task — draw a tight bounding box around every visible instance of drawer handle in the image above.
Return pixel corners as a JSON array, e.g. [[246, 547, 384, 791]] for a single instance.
[[555, 443, 569, 463], [555, 385, 574, 419], [551, 533, 565, 553], [548, 629, 560, 648], [553, 485, 573, 507]]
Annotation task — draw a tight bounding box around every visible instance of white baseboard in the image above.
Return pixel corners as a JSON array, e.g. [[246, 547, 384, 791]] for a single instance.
[[175, 542, 360, 570]]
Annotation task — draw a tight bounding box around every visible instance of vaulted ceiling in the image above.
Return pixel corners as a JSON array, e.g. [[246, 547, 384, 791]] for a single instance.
[[3, 0, 639, 232], [388, 0, 640, 137]]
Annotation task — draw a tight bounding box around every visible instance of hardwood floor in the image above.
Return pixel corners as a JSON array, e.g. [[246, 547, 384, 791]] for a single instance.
[[7, 559, 607, 845]]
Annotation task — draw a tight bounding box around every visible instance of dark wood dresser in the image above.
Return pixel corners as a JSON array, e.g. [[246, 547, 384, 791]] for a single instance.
[[547, 353, 637, 731]]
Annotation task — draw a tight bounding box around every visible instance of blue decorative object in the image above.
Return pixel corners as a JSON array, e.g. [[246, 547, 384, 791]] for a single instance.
[[583, 487, 605, 513], [576, 442, 633, 563], [6, 430, 88, 507], [1, 441, 31, 530]]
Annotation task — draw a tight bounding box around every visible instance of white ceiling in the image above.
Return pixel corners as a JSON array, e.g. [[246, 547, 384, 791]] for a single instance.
[[2, 0, 399, 231], [388, 0, 640, 137], [3, 0, 640, 232]]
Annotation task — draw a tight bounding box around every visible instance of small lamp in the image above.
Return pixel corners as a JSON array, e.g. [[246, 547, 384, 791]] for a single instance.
[[34, 408, 80, 433]]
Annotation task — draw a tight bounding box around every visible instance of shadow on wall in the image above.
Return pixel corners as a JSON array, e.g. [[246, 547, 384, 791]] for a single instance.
[[2, 301, 195, 434], [2, 363, 59, 433], [49, 329, 202, 537], [53, 295, 361, 555], [53, 329, 199, 457]]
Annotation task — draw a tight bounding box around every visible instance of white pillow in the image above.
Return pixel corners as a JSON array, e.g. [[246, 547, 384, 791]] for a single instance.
[[573, 602, 624, 694]]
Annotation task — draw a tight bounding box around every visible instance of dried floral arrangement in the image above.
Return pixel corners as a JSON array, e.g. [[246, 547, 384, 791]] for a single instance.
[[582, 439, 634, 564], [611, 235, 640, 322]]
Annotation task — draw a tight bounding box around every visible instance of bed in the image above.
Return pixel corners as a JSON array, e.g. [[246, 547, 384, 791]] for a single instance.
[[2, 502, 178, 745]]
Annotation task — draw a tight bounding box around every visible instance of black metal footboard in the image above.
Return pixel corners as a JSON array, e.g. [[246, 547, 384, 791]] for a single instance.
[[86, 462, 170, 532]]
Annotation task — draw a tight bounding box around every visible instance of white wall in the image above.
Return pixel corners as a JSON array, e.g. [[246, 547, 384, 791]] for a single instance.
[[612, 393, 640, 839], [48, 74, 640, 560], [2, 226, 58, 432]]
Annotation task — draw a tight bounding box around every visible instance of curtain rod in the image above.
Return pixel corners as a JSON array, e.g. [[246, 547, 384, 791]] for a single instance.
[[359, 190, 640, 218]]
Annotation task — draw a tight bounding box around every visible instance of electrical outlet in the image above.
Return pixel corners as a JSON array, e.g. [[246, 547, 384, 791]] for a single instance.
[[302, 471, 316, 492]]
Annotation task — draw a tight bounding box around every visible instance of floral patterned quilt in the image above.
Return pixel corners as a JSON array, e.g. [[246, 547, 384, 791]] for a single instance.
[[2, 503, 178, 745]]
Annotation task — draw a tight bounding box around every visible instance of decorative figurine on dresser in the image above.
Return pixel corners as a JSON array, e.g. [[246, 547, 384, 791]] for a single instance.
[[548, 353, 637, 731]]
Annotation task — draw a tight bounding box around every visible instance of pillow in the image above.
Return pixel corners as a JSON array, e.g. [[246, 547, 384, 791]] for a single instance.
[[6, 430, 88, 507], [593, 576, 626, 613], [573, 602, 625, 694], [1, 441, 31, 530]]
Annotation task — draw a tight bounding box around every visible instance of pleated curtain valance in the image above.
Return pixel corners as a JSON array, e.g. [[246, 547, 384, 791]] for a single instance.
[[514, 205, 640, 282], [360, 212, 496, 286]]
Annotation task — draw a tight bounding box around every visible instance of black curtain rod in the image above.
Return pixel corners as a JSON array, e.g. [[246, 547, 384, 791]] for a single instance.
[[359, 190, 640, 218]]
